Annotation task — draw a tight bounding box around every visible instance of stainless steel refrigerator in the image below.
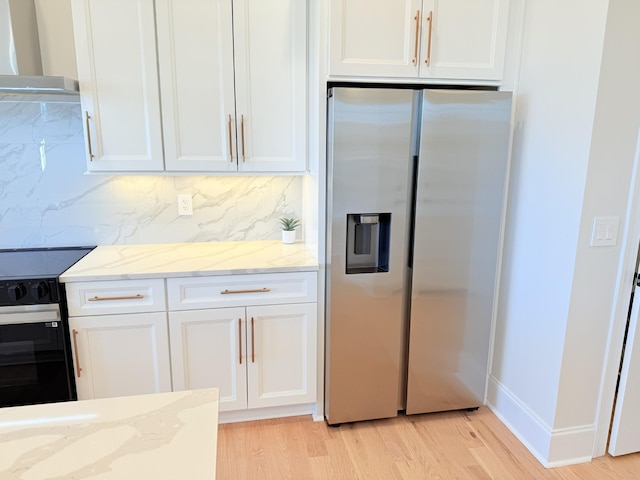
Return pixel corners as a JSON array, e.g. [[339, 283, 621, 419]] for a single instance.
[[325, 87, 512, 425]]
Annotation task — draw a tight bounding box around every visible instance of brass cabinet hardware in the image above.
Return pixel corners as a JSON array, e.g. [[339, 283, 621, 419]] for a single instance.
[[239, 318, 243, 364], [88, 294, 144, 302], [220, 288, 270, 295], [251, 317, 255, 363], [425, 11, 433, 66], [85, 111, 95, 161], [228, 114, 234, 162], [72, 329, 82, 377], [240, 114, 246, 162], [412, 10, 420, 65]]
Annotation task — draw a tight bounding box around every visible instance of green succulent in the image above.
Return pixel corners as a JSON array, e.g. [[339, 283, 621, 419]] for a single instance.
[[279, 217, 300, 231]]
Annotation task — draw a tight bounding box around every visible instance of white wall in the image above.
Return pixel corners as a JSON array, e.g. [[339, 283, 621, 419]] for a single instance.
[[561, 0, 640, 456], [0, 96, 303, 248], [490, 0, 640, 466], [488, 0, 610, 466]]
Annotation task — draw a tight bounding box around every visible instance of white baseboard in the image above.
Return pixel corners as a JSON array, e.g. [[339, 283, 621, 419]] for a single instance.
[[218, 402, 316, 424], [486, 375, 595, 467]]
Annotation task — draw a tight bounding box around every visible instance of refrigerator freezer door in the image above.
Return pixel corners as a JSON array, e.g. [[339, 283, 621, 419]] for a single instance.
[[325, 87, 414, 425], [406, 90, 512, 414]]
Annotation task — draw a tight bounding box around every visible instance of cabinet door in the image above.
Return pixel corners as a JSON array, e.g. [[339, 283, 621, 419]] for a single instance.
[[233, 0, 307, 172], [71, 0, 164, 171], [246, 303, 317, 408], [69, 312, 171, 400], [329, 0, 422, 78], [168, 308, 248, 412], [156, 0, 237, 172], [419, 0, 509, 81]]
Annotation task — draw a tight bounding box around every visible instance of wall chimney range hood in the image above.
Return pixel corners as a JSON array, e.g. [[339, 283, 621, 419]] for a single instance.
[[0, 0, 79, 94]]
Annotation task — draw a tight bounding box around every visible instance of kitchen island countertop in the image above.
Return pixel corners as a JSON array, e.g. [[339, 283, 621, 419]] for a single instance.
[[60, 240, 318, 282], [0, 388, 219, 480]]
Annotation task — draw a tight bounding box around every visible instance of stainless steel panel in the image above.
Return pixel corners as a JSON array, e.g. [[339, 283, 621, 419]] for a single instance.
[[405, 90, 512, 414], [325, 87, 414, 424]]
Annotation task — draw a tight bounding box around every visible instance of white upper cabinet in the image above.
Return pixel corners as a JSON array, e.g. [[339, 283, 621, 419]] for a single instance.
[[232, 0, 307, 172], [72, 0, 164, 172], [329, 0, 510, 83], [156, 0, 236, 172], [71, 0, 307, 173], [329, 0, 421, 78]]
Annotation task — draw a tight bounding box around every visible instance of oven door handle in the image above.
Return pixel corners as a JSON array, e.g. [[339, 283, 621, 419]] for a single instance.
[[0, 306, 60, 325]]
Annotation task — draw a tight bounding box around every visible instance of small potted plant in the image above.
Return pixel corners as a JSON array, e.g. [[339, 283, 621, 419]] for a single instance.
[[279, 217, 300, 244]]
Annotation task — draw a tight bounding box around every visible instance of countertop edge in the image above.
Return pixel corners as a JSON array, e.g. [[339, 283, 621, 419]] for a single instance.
[[60, 264, 319, 283]]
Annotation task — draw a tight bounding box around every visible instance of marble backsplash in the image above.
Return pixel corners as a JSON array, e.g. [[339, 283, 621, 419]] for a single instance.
[[0, 96, 302, 248]]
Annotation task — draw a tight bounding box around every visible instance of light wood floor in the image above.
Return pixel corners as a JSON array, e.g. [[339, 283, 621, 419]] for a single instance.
[[217, 407, 640, 479]]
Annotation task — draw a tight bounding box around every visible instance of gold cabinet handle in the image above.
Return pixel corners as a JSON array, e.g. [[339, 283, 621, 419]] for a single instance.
[[88, 294, 145, 302], [84, 111, 95, 161], [425, 10, 433, 66], [238, 318, 243, 365], [251, 316, 255, 363], [412, 10, 420, 65], [227, 114, 234, 162], [72, 329, 82, 378], [220, 288, 270, 295], [240, 114, 246, 162]]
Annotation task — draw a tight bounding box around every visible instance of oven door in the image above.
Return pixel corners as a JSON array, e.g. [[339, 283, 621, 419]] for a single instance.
[[0, 305, 75, 407]]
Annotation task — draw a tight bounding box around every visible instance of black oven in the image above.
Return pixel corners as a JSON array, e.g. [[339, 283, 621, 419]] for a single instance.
[[0, 247, 94, 407], [0, 305, 73, 406]]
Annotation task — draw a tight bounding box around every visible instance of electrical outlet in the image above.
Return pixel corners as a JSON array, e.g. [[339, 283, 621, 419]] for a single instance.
[[177, 194, 193, 216]]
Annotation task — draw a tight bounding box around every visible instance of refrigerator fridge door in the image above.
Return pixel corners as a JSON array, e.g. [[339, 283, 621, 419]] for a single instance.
[[405, 90, 512, 415], [325, 87, 414, 425]]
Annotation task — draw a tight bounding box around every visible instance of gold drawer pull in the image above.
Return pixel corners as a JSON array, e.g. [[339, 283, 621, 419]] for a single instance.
[[85, 111, 95, 161], [412, 10, 420, 65], [425, 10, 433, 66], [220, 288, 271, 295], [240, 114, 246, 162], [227, 114, 234, 162], [88, 294, 145, 302], [251, 317, 255, 363], [239, 318, 243, 365], [72, 329, 82, 377]]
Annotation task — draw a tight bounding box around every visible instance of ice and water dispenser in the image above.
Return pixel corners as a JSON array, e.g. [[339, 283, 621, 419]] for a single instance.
[[345, 213, 391, 274]]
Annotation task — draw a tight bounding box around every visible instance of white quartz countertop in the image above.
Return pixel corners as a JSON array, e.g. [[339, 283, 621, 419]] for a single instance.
[[60, 240, 319, 282], [0, 388, 219, 480]]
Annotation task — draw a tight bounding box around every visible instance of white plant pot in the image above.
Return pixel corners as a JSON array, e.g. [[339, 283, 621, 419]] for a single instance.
[[282, 229, 296, 244]]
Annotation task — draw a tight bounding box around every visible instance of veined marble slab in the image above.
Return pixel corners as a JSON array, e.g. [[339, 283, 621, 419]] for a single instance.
[[60, 240, 319, 282], [0, 388, 219, 480]]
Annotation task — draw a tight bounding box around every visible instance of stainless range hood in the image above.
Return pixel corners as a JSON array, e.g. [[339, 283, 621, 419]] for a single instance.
[[0, 0, 78, 94]]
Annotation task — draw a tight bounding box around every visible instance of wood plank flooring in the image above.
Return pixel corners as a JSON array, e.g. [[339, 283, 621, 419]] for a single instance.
[[217, 407, 640, 479]]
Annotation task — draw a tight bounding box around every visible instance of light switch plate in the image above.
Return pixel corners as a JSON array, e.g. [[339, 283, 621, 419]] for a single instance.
[[590, 216, 620, 247]]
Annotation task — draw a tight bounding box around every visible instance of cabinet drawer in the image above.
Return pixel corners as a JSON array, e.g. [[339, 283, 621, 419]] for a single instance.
[[167, 272, 317, 311], [65, 279, 166, 316]]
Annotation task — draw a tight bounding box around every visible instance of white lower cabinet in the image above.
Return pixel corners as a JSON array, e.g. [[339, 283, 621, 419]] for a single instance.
[[69, 312, 172, 400], [66, 270, 318, 419], [169, 303, 317, 412], [169, 307, 248, 411], [246, 303, 317, 408]]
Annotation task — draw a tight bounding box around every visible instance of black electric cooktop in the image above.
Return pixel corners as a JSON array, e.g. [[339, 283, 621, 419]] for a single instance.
[[0, 247, 95, 306], [0, 246, 95, 281]]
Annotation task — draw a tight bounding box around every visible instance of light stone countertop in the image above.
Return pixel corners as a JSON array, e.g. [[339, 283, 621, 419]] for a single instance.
[[60, 240, 319, 282], [0, 388, 219, 480]]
